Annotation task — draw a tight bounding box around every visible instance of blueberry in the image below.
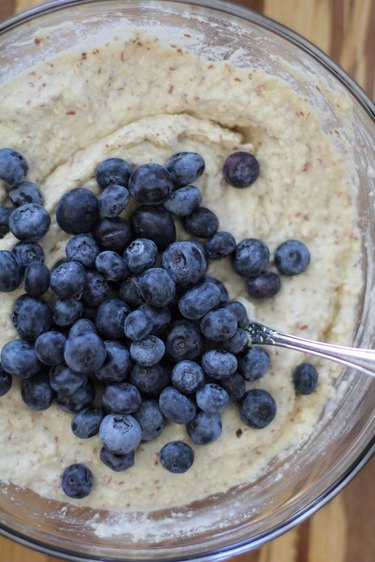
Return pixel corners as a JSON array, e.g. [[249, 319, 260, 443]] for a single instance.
[[131, 205, 176, 250], [0, 206, 13, 237], [246, 271, 281, 299], [165, 320, 203, 362], [49, 364, 87, 395], [201, 350, 238, 380], [196, 383, 229, 414], [206, 231, 236, 260], [124, 309, 152, 341], [134, 400, 165, 441], [56, 188, 100, 234], [21, 371, 55, 411], [238, 347, 270, 381], [0, 148, 28, 187], [12, 294, 52, 340], [275, 240, 310, 276], [162, 241, 207, 288], [82, 271, 110, 306], [223, 151, 260, 187], [124, 238, 158, 274], [163, 185, 202, 216], [240, 389, 276, 428], [1, 339, 40, 378], [99, 184, 129, 217], [139, 268, 176, 307], [138, 304, 171, 336], [12, 241, 45, 270], [69, 318, 97, 338], [56, 378, 95, 413], [223, 328, 249, 355], [52, 298, 83, 327], [225, 301, 250, 329], [232, 238, 270, 277], [9, 181, 43, 207], [102, 382, 142, 414], [165, 152, 205, 187], [99, 414, 142, 454], [159, 441, 194, 473], [187, 412, 222, 445], [128, 163, 173, 204], [220, 372, 246, 402], [171, 360, 204, 394], [35, 330, 66, 366], [64, 333, 107, 374], [94, 217, 133, 253], [129, 363, 170, 396], [71, 406, 103, 438], [95, 341, 132, 383], [100, 447, 135, 472], [0, 250, 22, 292], [96, 157, 132, 189], [130, 335, 165, 367], [61, 463, 93, 499], [95, 250, 128, 282], [23, 261, 50, 297], [9, 203, 50, 241], [96, 299, 130, 340], [119, 277, 143, 307], [0, 364, 12, 396], [50, 261, 85, 299], [292, 362, 318, 395], [205, 275, 229, 305], [159, 386, 196, 423], [65, 234, 100, 268], [178, 279, 222, 320], [183, 207, 219, 239], [200, 307, 238, 342]]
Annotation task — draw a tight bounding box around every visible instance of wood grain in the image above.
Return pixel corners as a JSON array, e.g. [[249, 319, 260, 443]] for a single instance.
[[0, 1, 374, 562]]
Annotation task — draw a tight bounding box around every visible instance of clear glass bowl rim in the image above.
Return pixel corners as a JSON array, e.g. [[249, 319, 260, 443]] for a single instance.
[[0, 1, 374, 561]]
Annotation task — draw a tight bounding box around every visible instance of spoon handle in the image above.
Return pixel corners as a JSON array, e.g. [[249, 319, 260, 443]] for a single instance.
[[247, 322, 375, 378]]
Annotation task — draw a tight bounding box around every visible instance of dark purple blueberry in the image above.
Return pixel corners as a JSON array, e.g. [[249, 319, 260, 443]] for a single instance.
[[119, 277, 143, 307], [96, 299, 130, 340], [128, 163, 173, 204], [201, 350, 238, 380], [124, 238, 158, 274], [178, 279, 222, 320], [292, 362, 318, 394], [56, 188, 100, 234], [187, 411, 222, 445], [183, 207, 219, 239], [49, 364, 87, 395], [196, 383, 230, 415], [82, 271, 110, 306], [21, 371, 55, 411], [232, 238, 270, 277], [163, 185, 202, 216], [171, 360, 204, 394], [0, 250, 22, 292], [100, 447, 135, 472], [9, 181, 43, 207], [225, 301, 250, 329], [159, 386, 196, 424], [223, 329, 249, 355], [12, 241, 45, 270], [275, 240, 310, 276], [159, 440, 194, 473], [139, 268, 176, 307], [129, 363, 170, 396], [206, 231, 236, 260], [220, 372, 246, 402], [240, 389, 276, 428], [223, 151, 260, 188], [71, 406, 103, 438], [12, 294, 52, 340], [69, 318, 97, 338], [35, 330, 66, 366], [23, 261, 50, 297], [95, 341, 132, 383], [102, 382, 142, 414], [246, 271, 281, 299], [65, 234, 100, 268], [162, 241, 207, 289], [165, 152, 205, 187], [238, 347, 270, 381], [130, 335, 165, 367], [99, 184, 129, 217], [0, 148, 28, 187], [1, 339, 40, 378], [95, 250, 128, 282], [61, 463, 93, 499], [64, 332, 107, 374], [165, 320, 203, 362], [205, 275, 229, 305], [50, 261, 86, 299], [124, 309, 152, 341], [94, 217, 133, 253], [138, 304, 171, 336], [0, 206, 13, 237], [56, 378, 95, 413], [96, 157, 133, 189], [134, 400, 165, 441], [9, 203, 51, 241], [131, 205, 176, 250], [51, 298, 83, 327], [200, 307, 237, 342]]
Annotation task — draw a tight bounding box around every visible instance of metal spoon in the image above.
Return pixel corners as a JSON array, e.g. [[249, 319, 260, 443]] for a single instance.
[[246, 322, 375, 378]]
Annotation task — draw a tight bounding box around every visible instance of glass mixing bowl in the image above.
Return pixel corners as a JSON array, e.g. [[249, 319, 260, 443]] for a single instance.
[[0, 1, 374, 560]]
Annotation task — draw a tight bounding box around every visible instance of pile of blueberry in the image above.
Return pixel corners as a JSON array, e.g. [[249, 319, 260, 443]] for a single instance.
[[0, 147, 317, 500]]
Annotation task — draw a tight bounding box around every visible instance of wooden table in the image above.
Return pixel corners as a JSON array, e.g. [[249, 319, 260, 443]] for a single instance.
[[0, 1, 374, 561]]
